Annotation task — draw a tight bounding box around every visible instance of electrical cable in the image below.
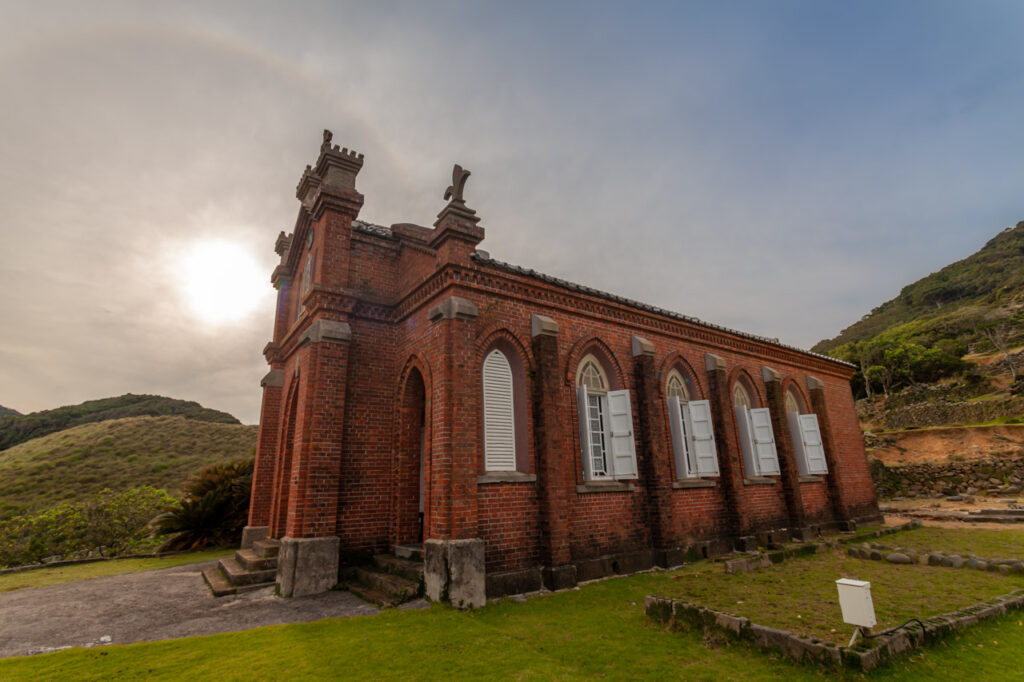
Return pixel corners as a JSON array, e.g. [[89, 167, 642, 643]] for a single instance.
[[861, 618, 927, 645]]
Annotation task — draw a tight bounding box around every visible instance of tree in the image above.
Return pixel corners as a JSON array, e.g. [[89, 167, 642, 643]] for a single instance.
[[977, 319, 1020, 380]]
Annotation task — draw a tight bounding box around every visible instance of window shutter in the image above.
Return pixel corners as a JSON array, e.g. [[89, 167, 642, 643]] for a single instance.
[[735, 405, 758, 476], [482, 350, 516, 471], [684, 400, 719, 476], [749, 407, 780, 475], [789, 412, 828, 475], [606, 389, 637, 479], [577, 385, 596, 480], [667, 396, 691, 478]]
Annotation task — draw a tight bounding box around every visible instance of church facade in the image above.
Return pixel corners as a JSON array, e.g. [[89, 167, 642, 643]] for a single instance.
[[242, 131, 881, 606]]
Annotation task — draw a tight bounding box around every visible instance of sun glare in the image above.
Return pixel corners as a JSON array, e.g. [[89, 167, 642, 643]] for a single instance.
[[178, 240, 268, 325]]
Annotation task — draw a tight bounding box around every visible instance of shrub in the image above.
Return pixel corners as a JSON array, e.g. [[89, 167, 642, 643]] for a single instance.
[[0, 486, 175, 568], [152, 458, 253, 552]]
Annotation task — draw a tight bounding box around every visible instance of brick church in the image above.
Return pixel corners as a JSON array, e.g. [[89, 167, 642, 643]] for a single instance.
[[231, 130, 881, 606]]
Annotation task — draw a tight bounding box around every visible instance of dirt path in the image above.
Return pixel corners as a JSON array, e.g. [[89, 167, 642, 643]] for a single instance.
[[0, 559, 424, 659], [868, 423, 1024, 466]]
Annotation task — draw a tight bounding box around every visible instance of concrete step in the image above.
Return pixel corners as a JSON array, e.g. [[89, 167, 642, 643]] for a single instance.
[[201, 565, 237, 597], [237, 548, 277, 572], [219, 556, 277, 586], [253, 539, 281, 558], [354, 567, 420, 602], [372, 554, 424, 583], [394, 544, 423, 561], [347, 583, 401, 608]]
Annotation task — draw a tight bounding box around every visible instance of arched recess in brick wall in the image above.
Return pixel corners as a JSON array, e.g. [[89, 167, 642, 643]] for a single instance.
[[269, 380, 300, 539], [730, 369, 763, 409], [783, 379, 809, 415], [657, 354, 705, 400], [478, 330, 532, 473], [563, 337, 624, 390], [394, 356, 431, 546]]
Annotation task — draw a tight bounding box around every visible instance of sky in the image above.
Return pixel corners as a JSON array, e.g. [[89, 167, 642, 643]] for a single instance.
[[1, 1, 1022, 424]]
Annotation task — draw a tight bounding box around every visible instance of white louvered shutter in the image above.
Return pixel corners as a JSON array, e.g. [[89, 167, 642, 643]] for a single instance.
[[789, 412, 828, 475], [684, 400, 719, 476], [735, 405, 757, 475], [667, 396, 692, 478], [749, 407, 780, 475], [577, 385, 596, 480], [606, 390, 637, 479], [483, 350, 516, 471]]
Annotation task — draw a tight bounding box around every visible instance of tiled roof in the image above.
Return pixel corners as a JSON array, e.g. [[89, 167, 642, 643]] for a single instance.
[[351, 219, 852, 368]]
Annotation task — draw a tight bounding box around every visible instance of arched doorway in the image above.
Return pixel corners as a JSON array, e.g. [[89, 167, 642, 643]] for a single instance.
[[270, 387, 299, 538], [395, 368, 427, 546]]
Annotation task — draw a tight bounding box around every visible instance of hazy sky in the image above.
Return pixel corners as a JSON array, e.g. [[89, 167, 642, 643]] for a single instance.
[[1, 1, 1022, 424]]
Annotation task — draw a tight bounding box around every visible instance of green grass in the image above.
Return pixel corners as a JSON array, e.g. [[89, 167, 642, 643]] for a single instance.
[[659, 547, 1024, 645], [880, 526, 1024, 560], [2, 559, 1024, 680], [0, 549, 234, 593], [0, 416, 257, 520]]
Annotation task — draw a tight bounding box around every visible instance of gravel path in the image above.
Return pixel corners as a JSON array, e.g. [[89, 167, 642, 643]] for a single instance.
[[0, 560, 425, 659]]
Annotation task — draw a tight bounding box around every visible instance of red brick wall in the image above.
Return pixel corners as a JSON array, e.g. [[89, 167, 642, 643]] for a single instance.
[[250, 154, 880, 576]]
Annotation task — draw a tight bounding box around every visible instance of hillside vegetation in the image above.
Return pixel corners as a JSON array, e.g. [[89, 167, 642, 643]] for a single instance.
[[0, 405, 18, 417], [0, 415, 257, 520], [814, 221, 1024, 355], [0, 394, 240, 452]]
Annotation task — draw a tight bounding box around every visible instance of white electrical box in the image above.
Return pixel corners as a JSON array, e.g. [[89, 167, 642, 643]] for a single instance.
[[836, 578, 876, 628]]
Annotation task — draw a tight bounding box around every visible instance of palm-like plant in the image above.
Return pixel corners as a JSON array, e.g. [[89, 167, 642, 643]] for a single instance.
[[152, 458, 253, 551]]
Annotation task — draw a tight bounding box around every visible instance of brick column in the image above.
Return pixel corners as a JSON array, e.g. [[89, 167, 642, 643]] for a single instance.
[[242, 368, 284, 548], [761, 367, 809, 538], [807, 375, 854, 528], [422, 295, 485, 609], [632, 336, 675, 563], [704, 353, 744, 542], [530, 314, 577, 590], [277, 319, 351, 597]]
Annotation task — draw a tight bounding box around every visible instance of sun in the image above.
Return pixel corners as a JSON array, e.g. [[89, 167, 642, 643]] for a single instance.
[[178, 240, 269, 325]]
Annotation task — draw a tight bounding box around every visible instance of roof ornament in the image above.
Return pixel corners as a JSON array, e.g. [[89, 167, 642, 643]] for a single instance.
[[444, 164, 471, 204], [321, 129, 334, 152]]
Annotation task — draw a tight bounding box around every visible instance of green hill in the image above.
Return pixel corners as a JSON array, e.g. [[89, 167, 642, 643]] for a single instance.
[[0, 415, 257, 520], [0, 405, 18, 417], [813, 221, 1024, 354], [0, 394, 240, 452]]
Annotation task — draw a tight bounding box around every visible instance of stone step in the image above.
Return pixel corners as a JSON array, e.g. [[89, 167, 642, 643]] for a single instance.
[[219, 556, 277, 586], [201, 565, 237, 597], [236, 548, 278, 572], [347, 583, 401, 608], [253, 539, 281, 558], [354, 567, 420, 602], [372, 554, 424, 582], [394, 544, 423, 561]]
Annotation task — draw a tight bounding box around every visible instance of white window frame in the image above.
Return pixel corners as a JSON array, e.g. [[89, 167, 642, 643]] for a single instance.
[[788, 411, 829, 475], [482, 349, 516, 472], [735, 404, 781, 477], [667, 396, 719, 478], [576, 356, 638, 481]]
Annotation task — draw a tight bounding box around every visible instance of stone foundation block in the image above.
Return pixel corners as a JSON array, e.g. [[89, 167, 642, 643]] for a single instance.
[[240, 525, 269, 550], [425, 538, 485, 609], [541, 564, 578, 591], [276, 536, 340, 598]]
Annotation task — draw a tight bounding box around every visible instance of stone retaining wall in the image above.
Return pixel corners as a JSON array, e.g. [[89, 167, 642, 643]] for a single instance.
[[876, 397, 1023, 431], [646, 591, 1024, 672], [870, 455, 1024, 499], [847, 541, 1024, 574]]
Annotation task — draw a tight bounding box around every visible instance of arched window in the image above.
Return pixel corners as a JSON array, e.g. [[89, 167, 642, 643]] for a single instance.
[[786, 385, 828, 475], [785, 386, 806, 416], [666, 369, 689, 402], [576, 353, 637, 481], [733, 375, 780, 477], [482, 349, 516, 471]]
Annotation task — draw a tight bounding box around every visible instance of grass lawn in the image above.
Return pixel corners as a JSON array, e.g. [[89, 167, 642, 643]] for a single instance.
[[659, 547, 1024, 645], [0, 549, 234, 593], [3, 548, 1024, 680], [880, 526, 1024, 559]]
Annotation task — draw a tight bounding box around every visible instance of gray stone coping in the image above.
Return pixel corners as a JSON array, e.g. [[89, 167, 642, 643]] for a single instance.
[[743, 476, 777, 486], [477, 472, 537, 484], [672, 478, 717, 489], [847, 542, 1024, 574], [576, 481, 636, 494], [799, 475, 824, 483]]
